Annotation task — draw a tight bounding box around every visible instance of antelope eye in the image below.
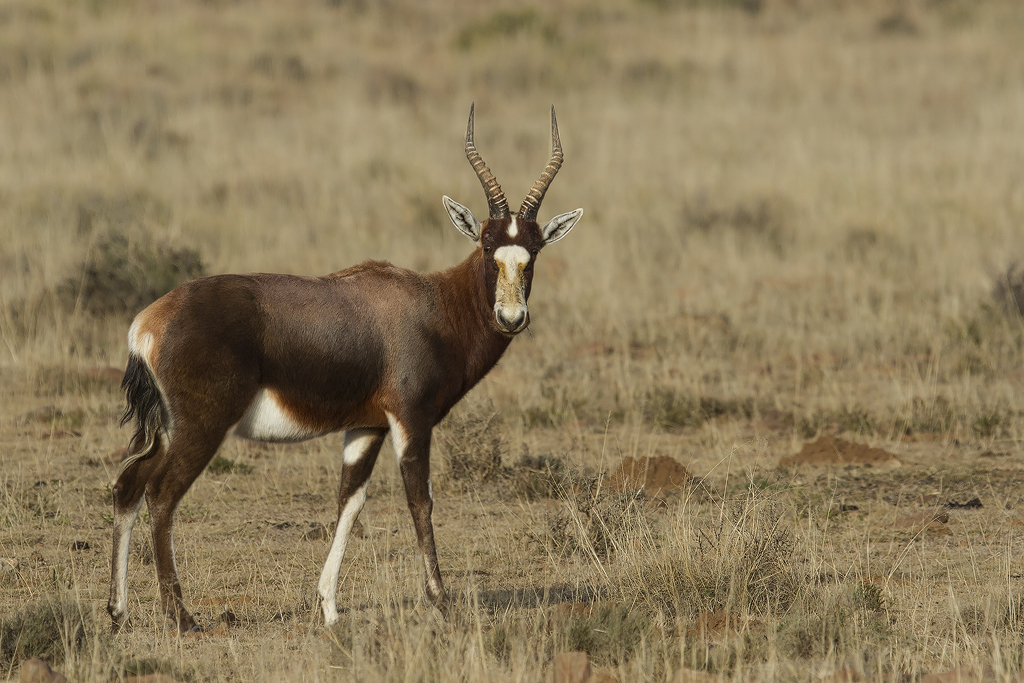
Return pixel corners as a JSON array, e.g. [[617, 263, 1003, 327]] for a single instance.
[[531, 248, 539, 256], [483, 246, 491, 253]]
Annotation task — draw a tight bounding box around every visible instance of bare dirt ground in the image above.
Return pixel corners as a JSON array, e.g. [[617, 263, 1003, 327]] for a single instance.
[[3, 0, 1024, 681]]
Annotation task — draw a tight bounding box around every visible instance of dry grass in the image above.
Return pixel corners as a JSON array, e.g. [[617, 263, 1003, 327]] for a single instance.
[[3, 0, 1024, 680]]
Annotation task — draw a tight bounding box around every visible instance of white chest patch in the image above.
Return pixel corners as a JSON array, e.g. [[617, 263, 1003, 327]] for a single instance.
[[234, 389, 325, 443], [506, 216, 518, 238]]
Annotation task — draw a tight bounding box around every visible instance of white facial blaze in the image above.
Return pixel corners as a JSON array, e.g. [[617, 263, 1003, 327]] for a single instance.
[[493, 245, 530, 331], [506, 216, 518, 238]]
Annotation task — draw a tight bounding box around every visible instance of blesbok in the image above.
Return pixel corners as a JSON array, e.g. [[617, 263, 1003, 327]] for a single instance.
[[108, 104, 583, 633]]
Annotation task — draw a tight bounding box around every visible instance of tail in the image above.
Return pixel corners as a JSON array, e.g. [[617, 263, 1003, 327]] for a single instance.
[[117, 354, 167, 479]]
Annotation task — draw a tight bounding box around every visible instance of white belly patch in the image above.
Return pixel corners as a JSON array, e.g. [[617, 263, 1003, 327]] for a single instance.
[[233, 389, 325, 443]]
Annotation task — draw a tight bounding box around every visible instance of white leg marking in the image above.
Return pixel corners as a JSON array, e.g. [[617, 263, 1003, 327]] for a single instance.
[[233, 389, 325, 443], [343, 429, 377, 465], [111, 495, 145, 619], [318, 429, 380, 626], [386, 412, 409, 464], [318, 483, 368, 626]]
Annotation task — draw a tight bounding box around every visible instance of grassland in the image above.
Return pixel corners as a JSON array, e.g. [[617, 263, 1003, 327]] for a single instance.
[[3, 0, 1024, 680]]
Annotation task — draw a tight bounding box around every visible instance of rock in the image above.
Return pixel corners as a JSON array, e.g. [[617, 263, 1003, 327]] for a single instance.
[[943, 498, 982, 510], [780, 436, 899, 467], [18, 659, 67, 683], [70, 540, 91, 551], [552, 652, 591, 683], [607, 456, 692, 495]]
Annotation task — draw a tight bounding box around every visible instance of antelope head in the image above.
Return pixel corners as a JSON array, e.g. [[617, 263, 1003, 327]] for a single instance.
[[444, 104, 583, 336]]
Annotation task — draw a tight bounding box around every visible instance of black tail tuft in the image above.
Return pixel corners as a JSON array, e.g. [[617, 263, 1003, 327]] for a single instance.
[[118, 354, 166, 477]]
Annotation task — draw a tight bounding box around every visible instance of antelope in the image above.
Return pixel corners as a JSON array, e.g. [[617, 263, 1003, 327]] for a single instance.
[[108, 105, 583, 633]]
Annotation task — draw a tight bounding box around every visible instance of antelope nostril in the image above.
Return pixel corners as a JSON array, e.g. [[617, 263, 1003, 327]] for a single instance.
[[497, 310, 526, 331]]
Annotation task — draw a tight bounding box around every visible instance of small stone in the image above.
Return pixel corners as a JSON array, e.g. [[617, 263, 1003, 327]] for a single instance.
[[552, 652, 591, 683], [70, 540, 91, 551], [18, 659, 67, 683]]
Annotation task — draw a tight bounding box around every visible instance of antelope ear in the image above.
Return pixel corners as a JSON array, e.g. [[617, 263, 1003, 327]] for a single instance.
[[443, 195, 481, 242], [540, 208, 583, 245]]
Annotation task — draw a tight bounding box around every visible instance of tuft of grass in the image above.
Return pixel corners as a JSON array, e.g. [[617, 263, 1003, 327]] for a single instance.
[[777, 584, 889, 660], [545, 488, 652, 561], [207, 455, 254, 476], [556, 603, 650, 666], [435, 408, 505, 488], [680, 194, 794, 256], [616, 496, 800, 618], [644, 387, 758, 430], [453, 9, 558, 51], [55, 231, 205, 316], [0, 599, 91, 670], [994, 262, 1024, 319], [798, 407, 877, 439]]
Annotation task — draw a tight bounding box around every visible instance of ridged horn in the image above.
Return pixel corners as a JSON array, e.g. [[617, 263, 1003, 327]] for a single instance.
[[465, 103, 509, 220], [518, 105, 563, 223]]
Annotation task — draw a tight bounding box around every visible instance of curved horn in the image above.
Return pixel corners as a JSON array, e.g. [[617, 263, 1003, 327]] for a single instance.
[[465, 103, 509, 220], [518, 105, 564, 223]]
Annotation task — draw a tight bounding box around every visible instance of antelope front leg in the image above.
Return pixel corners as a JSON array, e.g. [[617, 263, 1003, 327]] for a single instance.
[[318, 428, 386, 626], [387, 414, 447, 609]]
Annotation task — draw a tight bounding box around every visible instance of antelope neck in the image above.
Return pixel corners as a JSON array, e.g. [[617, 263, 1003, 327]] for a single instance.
[[430, 249, 512, 394]]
